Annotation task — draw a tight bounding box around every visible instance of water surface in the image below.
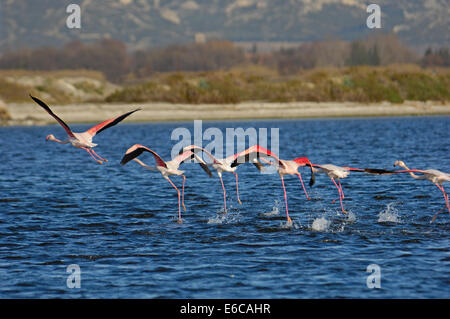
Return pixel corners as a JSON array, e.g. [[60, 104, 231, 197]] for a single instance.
[[0, 116, 449, 298]]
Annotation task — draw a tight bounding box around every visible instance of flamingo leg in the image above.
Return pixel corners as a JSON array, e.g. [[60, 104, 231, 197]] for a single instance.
[[296, 173, 310, 200], [331, 178, 347, 214], [233, 172, 242, 205], [331, 179, 343, 203], [338, 179, 345, 199], [166, 177, 182, 223], [431, 207, 446, 223], [181, 175, 186, 212], [435, 183, 450, 214], [219, 174, 227, 215], [90, 148, 108, 162], [280, 175, 292, 223], [83, 147, 103, 164]]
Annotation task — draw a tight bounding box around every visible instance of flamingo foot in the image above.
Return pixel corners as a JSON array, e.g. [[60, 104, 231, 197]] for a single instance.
[[287, 216, 292, 224], [238, 199, 242, 205], [431, 207, 446, 223], [341, 210, 348, 215], [182, 203, 186, 212]]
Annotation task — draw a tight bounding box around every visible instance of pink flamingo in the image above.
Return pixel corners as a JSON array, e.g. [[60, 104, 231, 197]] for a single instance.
[[391, 161, 450, 222], [308, 164, 369, 215], [182, 144, 279, 215], [30, 94, 140, 164], [306, 165, 388, 214], [231, 149, 315, 223], [120, 144, 212, 223]]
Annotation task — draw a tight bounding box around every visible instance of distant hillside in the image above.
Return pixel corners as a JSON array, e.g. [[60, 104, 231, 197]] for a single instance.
[[0, 0, 448, 52]]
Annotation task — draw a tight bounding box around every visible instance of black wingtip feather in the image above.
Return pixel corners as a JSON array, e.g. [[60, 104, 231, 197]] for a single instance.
[[364, 168, 396, 175], [200, 162, 213, 177], [120, 148, 144, 166], [309, 168, 316, 187], [96, 108, 141, 135]]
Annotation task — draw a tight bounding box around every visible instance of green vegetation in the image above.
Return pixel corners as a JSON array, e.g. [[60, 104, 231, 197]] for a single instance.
[[1, 65, 448, 105], [106, 65, 450, 104]]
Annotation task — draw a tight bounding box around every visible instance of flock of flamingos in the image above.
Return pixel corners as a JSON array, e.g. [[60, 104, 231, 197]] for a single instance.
[[29, 95, 450, 224]]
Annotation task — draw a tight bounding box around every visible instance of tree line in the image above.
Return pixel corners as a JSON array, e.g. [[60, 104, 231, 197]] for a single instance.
[[0, 33, 447, 83]]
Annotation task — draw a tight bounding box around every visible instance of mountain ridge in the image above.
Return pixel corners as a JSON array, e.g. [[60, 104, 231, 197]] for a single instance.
[[0, 0, 448, 52]]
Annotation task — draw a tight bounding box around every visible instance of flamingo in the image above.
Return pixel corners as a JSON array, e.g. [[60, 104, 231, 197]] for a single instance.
[[30, 94, 140, 164], [231, 149, 315, 223], [306, 164, 389, 214], [120, 144, 212, 223], [391, 161, 450, 222], [182, 144, 278, 215], [308, 164, 368, 215]]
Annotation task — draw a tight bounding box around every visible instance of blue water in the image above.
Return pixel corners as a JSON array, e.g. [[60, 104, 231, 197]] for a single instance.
[[0, 116, 449, 298]]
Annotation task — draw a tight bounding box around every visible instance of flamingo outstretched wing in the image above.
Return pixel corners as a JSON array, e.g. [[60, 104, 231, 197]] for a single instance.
[[342, 167, 365, 171], [363, 168, 398, 175], [362, 168, 428, 175], [174, 150, 213, 177], [120, 144, 167, 168], [182, 145, 219, 164], [230, 145, 283, 169], [86, 109, 141, 137], [30, 94, 75, 138]]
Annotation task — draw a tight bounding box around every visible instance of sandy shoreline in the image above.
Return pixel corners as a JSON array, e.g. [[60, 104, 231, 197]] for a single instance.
[[2, 101, 450, 125]]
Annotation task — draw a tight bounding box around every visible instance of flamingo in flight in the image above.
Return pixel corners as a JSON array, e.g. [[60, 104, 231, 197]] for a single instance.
[[388, 161, 450, 222], [182, 145, 278, 215], [120, 144, 212, 223], [30, 94, 140, 164], [307, 164, 387, 214], [308, 164, 367, 214], [231, 149, 315, 223]]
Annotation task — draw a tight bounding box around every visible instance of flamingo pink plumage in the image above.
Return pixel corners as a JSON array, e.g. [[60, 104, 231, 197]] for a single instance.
[[391, 161, 450, 222], [30, 94, 140, 164], [308, 164, 390, 214], [183, 144, 279, 215], [120, 144, 212, 223], [309, 164, 366, 214]]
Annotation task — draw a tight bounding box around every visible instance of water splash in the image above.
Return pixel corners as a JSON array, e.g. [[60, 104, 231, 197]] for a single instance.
[[346, 211, 356, 223], [378, 202, 401, 223], [311, 217, 331, 232], [279, 219, 299, 229], [262, 200, 281, 216], [207, 208, 241, 224], [207, 213, 227, 224]]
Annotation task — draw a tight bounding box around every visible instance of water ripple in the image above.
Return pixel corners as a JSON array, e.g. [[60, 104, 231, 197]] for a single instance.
[[0, 117, 449, 298]]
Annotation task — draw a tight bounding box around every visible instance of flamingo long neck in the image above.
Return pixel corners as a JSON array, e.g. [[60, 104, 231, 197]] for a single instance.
[[399, 163, 424, 180], [50, 136, 69, 144], [133, 158, 157, 171]]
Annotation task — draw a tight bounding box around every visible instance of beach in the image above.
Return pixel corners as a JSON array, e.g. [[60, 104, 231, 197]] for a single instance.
[[2, 101, 449, 126]]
